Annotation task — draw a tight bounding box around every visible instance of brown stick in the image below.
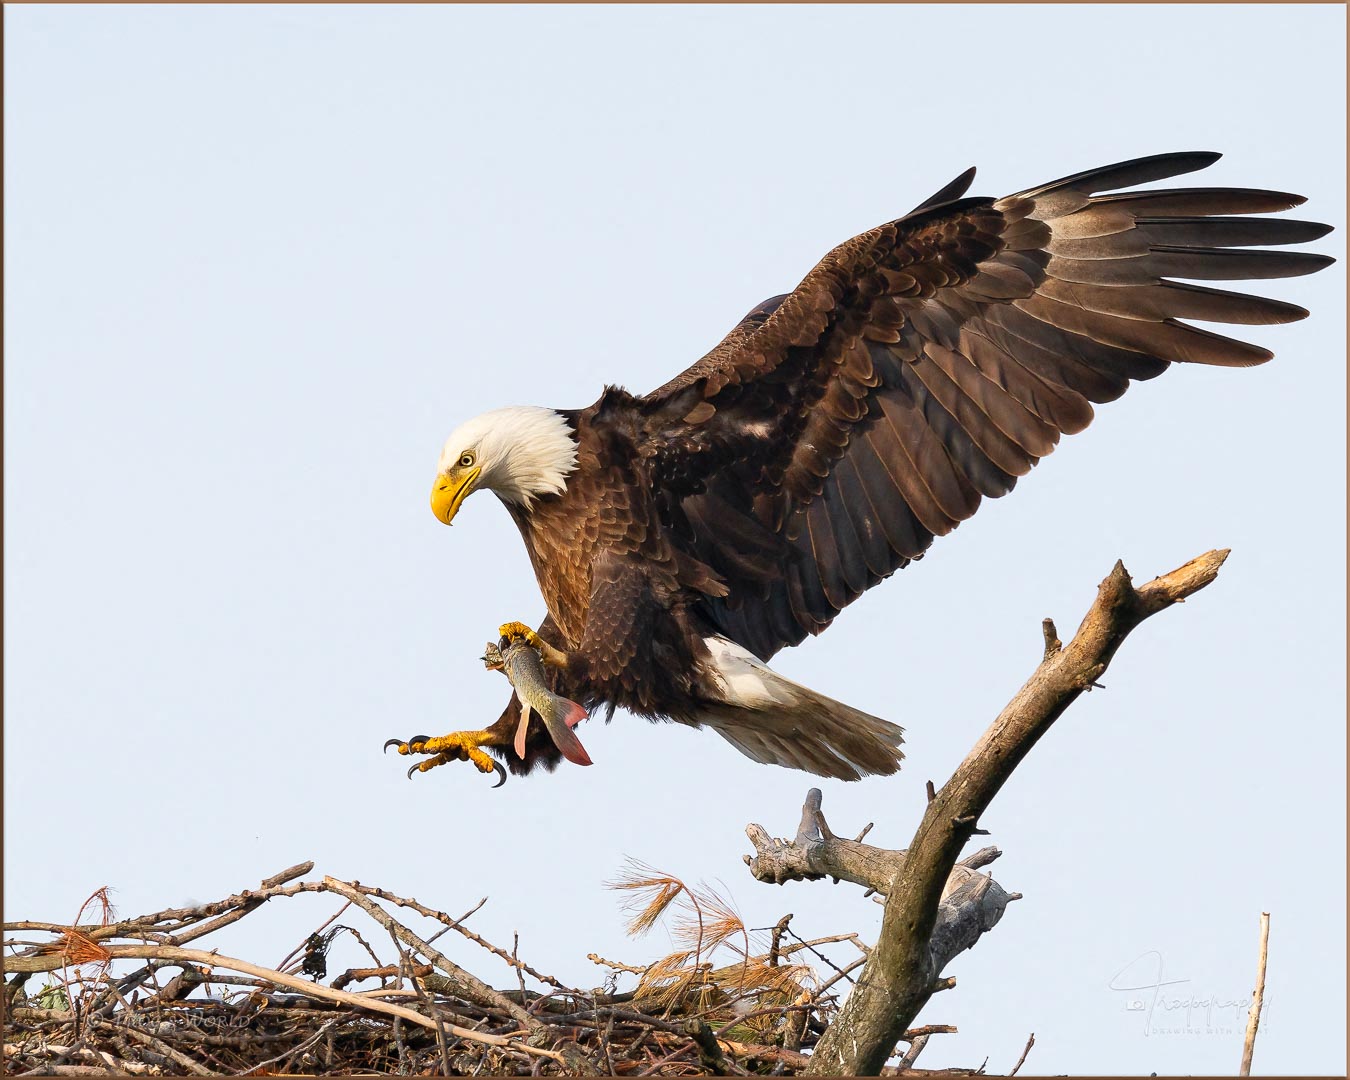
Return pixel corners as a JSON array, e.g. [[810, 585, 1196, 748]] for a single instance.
[[347, 882, 567, 990], [320, 878, 599, 1073], [801, 551, 1230, 1076], [14, 943, 563, 1064], [96, 1016, 217, 1076], [5, 863, 316, 948], [320, 876, 534, 1028], [901, 1025, 956, 1039], [896, 1034, 929, 1070], [1239, 912, 1270, 1076]]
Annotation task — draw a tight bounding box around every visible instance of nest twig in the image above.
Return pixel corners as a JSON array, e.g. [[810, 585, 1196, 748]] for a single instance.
[[3, 862, 984, 1075]]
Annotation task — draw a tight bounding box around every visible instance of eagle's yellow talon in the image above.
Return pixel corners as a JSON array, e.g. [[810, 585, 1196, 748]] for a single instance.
[[387, 729, 508, 787], [498, 621, 538, 646], [497, 621, 569, 669]]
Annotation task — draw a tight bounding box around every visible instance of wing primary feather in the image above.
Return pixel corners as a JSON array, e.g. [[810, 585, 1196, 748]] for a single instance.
[[1149, 247, 1335, 280], [908, 166, 978, 214], [1037, 279, 1309, 325], [1045, 248, 1335, 285], [1015, 151, 1223, 200], [977, 305, 1138, 399], [1090, 187, 1309, 216], [1138, 216, 1333, 248], [1014, 294, 1274, 367]]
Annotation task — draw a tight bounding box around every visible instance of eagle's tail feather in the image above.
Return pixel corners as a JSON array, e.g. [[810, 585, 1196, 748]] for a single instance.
[[697, 636, 904, 781]]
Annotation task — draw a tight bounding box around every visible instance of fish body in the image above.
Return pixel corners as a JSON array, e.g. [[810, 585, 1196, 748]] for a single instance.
[[483, 641, 592, 767]]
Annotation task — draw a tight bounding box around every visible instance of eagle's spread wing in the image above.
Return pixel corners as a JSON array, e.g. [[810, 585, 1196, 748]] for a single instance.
[[640, 152, 1332, 660]]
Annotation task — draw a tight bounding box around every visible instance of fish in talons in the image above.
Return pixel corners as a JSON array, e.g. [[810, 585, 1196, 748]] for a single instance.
[[483, 639, 593, 768]]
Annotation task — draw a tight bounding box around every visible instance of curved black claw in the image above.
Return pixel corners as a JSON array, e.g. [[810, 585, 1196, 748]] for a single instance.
[[400, 752, 506, 787], [384, 736, 429, 755]]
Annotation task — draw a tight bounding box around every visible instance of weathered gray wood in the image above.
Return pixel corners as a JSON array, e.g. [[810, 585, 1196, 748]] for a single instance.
[[746, 793, 1019, 1017], [744, 789, 906, 890], [744, 550, 1230, 1076]]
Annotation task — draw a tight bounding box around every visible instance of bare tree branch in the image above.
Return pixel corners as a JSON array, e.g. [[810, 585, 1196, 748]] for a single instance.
[[1239, 912, 1270, 1075], [745, 792, 1020, 994], [1009, 1032, 1035, 1076], [896, 1033, 930, 1071], [750, 550, 1230, 1076]]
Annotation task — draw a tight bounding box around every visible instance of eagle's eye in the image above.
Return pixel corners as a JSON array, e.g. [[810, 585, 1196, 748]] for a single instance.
[[459, 452, 476, 468]]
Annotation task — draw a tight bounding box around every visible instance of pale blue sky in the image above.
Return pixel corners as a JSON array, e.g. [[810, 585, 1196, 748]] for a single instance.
[[5, 5, 1345, 1074]]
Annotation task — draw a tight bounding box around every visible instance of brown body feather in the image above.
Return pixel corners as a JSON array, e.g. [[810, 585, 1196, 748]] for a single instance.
[[480, 151, 1331, 778]]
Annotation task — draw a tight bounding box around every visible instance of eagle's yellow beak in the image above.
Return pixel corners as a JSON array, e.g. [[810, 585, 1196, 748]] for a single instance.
[[430, 467, 481, 526]]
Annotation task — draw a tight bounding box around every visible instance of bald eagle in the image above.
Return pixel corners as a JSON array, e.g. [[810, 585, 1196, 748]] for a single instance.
[[389, 152, 1331, 784]]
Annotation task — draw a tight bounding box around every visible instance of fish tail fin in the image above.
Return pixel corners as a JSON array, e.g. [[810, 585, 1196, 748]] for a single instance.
[[542, 701, 593, 766], [551, 720, 593, 767]]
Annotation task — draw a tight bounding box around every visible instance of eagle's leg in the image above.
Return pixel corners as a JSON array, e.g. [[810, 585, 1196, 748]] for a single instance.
[[383, 730, 509, 787], [498, 621, 569, 668]]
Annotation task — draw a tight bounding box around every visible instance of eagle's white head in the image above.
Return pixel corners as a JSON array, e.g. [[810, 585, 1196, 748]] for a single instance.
[[431, 406, 578, 524]]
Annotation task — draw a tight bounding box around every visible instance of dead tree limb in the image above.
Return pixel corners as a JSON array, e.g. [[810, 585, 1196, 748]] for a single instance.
[[1009, 1031, 1035, 1076], [748, 550, 1229, 1076], [1239, 912, 1270, 1076], [746, 792, 1020, 994]]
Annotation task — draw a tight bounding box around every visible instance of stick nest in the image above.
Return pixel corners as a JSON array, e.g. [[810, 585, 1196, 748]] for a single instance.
[[3, 860, 918, 1076]]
